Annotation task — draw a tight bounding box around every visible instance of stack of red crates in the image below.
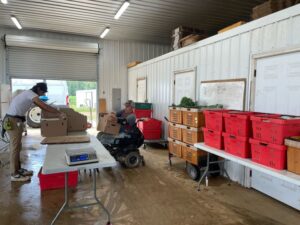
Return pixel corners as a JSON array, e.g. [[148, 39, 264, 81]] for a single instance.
[[202, 109, 229, 149], [249, 114, 300, 170], [222, 111, 254, 158], [137, 118, 162, 140], [134, 102, 162, 140]]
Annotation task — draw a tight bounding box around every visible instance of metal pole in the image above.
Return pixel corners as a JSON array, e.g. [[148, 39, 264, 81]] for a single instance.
[[50, 172, 69, 225], [198, 153, 210, 191], [93, 169, 111, 224]]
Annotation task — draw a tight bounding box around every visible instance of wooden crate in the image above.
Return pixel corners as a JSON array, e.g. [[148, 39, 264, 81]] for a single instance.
[[218, 21, 246, 34], [169, 106, 182, 124], [182, 144, 206, 165], [168, 123, 183, 141], [182, 126, 204, 145], [168, 138, 183, 158], [285, 137, 300, 175], [182, 108, 205, 128]]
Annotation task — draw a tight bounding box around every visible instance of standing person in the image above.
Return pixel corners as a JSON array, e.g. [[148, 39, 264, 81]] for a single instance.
[[3, 82, 63, 182]]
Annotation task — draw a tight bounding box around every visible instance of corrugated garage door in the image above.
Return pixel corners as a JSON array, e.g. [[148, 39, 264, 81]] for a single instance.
[[6, 47, 98, 81]]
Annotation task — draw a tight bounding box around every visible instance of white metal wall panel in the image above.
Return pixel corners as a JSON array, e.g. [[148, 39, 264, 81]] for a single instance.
[[255, 51, 300, 115], [137, 78, 147, 102], [251, 170, 300, 210], [128, 6, 300, 186], [99, 39, 170, 111], [173, 70, 196, 105], [7, 47, 98, 81]]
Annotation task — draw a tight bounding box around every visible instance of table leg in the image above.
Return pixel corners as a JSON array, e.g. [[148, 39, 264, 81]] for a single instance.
[[92, 169, 111, 224], [51, 172, 69, 225], [221, 160, 231, 184], [197, 153, 210, 191], [168, 153, 172, 166]]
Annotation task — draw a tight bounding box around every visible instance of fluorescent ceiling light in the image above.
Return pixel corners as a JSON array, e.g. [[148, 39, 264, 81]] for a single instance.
[[100, 27, 110, 39], [1, 0, 8, 4], [114, 1, 130, 20], [11, 16, 22, 29]]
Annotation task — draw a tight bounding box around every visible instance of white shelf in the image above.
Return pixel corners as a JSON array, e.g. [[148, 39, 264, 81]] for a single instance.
[[194, 143, 300, 186]]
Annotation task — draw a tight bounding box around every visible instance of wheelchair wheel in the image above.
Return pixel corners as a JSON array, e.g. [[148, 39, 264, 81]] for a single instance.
[[124, 151, 141, 168], [186, 163, 200, 181]]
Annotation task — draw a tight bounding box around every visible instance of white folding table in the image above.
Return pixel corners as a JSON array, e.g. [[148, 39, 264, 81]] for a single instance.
[[194, 143, 300, 190], [42, 134, 117, 225]]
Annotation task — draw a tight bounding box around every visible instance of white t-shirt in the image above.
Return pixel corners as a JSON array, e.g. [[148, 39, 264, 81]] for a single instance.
[[7, 90, 38, 116]]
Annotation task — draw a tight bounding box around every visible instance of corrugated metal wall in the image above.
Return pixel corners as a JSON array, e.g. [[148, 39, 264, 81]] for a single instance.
[[128, 5, 300, 185], [0, 28, 170, 112], [99, 39, 169, 111]]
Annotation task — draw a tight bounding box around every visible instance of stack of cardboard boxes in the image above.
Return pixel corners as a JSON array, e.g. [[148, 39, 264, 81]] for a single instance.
[[41, 107, 87, 137], [168, 106, 206, 166], [171, 26, 205, 50], [252, 0, 299, 20], [96, 98, 121, 135]]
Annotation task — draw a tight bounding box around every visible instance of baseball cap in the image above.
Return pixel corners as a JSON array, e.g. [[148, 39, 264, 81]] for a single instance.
[[124, 100, 134, 107], [36, 82, 48, 93]]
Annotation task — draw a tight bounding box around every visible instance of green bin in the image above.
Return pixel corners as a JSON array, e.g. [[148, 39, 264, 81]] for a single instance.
[[134, 102, 152, 110]]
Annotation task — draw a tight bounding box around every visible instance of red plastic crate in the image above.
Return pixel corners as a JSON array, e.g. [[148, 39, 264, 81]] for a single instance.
[[137, 118, 162, 130], [140, 129, 161, 140], [204, 109, 229, 132], [222, 133, 251, 158], [203, 127, 223, 149], [251, 115, 300, 145], [134, 109, 152, 118], [38, 167, 78, 191], [249, 138, 287, 170], [223, 111, 254, 137]]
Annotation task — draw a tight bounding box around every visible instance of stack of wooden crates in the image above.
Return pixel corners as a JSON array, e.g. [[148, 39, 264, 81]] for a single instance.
[[168, 106, 206, 166]]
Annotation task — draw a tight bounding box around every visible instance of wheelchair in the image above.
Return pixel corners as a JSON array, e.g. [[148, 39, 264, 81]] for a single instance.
[[97, 122, 145, 168]]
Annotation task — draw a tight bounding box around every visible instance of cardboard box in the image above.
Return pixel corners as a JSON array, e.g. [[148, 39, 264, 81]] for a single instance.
[[41, 118, 68, 137], [285, 137, 300, 175], [97, 113, 120, 135], [127, 61, 141, 68], [59, 107, 87, 132], [180, 34, 207, 47], [252, 0, 285, 20], [42, 107, 87, 132], [218, 21, 246, 34]]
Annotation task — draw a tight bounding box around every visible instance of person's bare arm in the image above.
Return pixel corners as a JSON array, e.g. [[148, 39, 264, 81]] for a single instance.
[[32, 96, 60, 114]]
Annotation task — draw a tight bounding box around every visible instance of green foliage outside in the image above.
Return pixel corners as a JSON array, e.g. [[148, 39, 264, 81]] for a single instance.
[[67, 81, 97, 96], [69, 95, 92, 112]]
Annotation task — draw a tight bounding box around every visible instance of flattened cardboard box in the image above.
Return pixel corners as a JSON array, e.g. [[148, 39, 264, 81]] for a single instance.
[[41, 118, 68, 137], [97, 113, 120, 135]]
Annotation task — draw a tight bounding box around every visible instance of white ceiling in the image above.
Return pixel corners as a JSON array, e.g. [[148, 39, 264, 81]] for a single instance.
[[0, 0, 266, 43]]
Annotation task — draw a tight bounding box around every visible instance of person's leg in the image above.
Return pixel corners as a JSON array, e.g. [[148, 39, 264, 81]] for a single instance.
[[6, 117, 30, 182]]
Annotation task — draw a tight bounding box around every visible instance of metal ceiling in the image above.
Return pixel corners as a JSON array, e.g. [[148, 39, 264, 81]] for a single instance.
[[0, 0, 266, 44]]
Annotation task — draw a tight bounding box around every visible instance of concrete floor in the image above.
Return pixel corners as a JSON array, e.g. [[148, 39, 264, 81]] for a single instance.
[[0, 128, 299, 225]]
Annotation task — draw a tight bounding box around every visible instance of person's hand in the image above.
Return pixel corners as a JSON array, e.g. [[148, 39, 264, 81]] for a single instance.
[[109, 114, 117, 123], [59, 112, 67, 119]]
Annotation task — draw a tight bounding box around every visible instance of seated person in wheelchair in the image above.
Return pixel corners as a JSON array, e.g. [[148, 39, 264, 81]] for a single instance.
[[98, 100, 137, 146]]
